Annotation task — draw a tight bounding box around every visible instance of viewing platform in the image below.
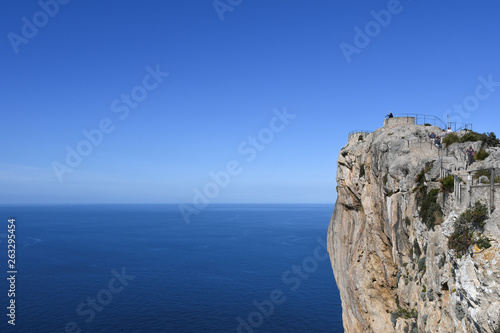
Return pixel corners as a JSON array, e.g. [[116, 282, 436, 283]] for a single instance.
[[384, 116, 416, 129], [383, 113, 472, 131]]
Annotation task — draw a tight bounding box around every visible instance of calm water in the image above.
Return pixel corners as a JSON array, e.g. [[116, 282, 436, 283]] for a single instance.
[[0, 204, 343, 332]]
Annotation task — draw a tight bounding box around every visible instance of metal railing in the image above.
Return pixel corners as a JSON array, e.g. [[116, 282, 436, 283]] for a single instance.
[[391, 114, 472, 131], [448, 122, 473, 132], [392, 113, 447, 128]]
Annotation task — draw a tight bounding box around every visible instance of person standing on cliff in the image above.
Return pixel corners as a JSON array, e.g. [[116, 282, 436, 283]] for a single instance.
[[387, 112, 393, 118], [466, 146, 475, 167], [429, 132, 436, 144], [435, 136, 441, 148]]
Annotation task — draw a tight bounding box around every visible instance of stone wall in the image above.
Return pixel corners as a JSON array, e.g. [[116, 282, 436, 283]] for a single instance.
[[383, 116, 416, 129], [348, 131, 370, 144]]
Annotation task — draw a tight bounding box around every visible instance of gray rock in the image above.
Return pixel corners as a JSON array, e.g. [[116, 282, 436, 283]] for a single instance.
[[455, 302, 466, 321], [328, 123, 500, 333], [427, 289, 434, 302]]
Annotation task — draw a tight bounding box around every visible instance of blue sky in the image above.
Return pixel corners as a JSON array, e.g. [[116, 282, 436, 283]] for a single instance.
[[2, 0, 500, 204]]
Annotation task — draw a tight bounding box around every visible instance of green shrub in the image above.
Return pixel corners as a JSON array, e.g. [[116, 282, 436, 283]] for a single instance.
[[419, 188, 442, 229], [460, 131, 500, 147], [424, 123, 431, 126], [448, 201, 489, 255], [415, 169, 426, 184], [448, 228, 473, 256], [460, 131, 482, 143], [475, 236, 491, 250], [482, 132, 500, 147], [475, 149, 489, 161], [443, 133, 460, 146], [391, 307, 418, 321], [470, 201, 488, 230], [440, 175, 454, 193]]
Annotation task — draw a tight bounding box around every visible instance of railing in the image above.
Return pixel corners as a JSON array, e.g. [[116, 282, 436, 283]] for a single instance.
[[393, 113, 447, 128], [461, 168, 498, 214], [448, 122, 473, 132], [391, 114, 472, 131]]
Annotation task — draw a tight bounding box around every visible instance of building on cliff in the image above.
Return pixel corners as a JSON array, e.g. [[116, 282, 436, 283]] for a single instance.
[[328, 116, 500, 333]]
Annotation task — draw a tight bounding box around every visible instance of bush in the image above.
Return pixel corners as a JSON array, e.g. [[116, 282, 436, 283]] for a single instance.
[[448, 201, 489, 255], [419, 188, 442, 229], [475, 149, 489, 160], [470, 201, 488, 230], [391, 307, 418, 321], [415, 169, 426, 184], [475, 236, 491, 250], [460, 131, 500, 147], [460, 131, 482, 143], [440, 175, 454, 193], [448, 228, 473, 256], [482, 132, 500, 147], [443, 133, 460, 146]]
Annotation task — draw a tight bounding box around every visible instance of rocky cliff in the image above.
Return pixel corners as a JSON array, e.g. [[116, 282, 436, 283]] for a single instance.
[[328, 122, 500, 332]]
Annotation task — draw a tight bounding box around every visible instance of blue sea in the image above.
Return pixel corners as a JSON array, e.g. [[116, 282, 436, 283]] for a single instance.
[[0, 204, 343, 332]]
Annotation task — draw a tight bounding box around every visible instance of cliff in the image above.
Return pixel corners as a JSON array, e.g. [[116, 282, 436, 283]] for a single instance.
[[328, 121, 500, 332]]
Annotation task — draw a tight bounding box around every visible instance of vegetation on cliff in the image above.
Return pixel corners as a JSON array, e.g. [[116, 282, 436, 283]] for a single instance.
[[448, 201, 490, 256], [414, 167, 443, 230], [442, 131, 499, 148]]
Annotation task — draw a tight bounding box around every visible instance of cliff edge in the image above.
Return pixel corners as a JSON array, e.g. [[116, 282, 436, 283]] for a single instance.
[[328, 120, 500, 332]]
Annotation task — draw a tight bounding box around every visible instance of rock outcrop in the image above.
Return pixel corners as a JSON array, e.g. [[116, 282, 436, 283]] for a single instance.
[[328, 122, 500, 332]]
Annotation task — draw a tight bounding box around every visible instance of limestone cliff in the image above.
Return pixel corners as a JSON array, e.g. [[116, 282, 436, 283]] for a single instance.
[[328, 120, 500, 333]]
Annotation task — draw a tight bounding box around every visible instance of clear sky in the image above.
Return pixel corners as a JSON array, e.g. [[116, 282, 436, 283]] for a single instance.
[[2, 0, 500, 205]]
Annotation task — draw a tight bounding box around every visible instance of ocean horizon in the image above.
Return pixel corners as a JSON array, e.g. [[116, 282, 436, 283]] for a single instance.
[[0, 204, 343, 332]]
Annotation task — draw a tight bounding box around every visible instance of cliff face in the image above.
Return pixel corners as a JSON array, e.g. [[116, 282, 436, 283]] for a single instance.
[[328, 123, 500, 332]]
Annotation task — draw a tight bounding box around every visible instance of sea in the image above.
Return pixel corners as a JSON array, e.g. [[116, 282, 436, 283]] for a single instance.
[[0, 204, 344, 333]]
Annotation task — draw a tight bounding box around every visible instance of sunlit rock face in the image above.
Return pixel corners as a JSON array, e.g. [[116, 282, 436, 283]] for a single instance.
[[328, 124, 500, 333]]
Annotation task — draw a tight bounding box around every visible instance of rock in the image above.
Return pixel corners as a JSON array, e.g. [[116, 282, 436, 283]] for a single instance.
[[427, 289, 434, 302], [456, 302, 466, 321], [328, 123, 500, 332]]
